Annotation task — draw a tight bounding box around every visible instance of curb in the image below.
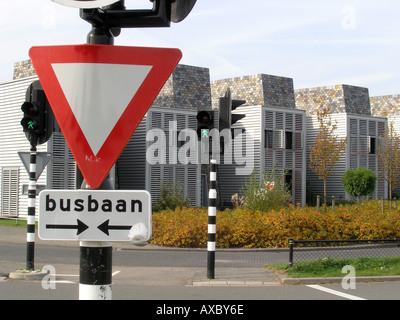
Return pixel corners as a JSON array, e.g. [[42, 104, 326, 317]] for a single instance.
[[8, 269, 49, 281], [275, 272, 400, 285]]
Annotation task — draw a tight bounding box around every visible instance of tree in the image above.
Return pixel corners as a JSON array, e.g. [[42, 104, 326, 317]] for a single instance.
[[341, 167, 377, 202], [377, 121, 400, 199], [309, 107, 347, 205]]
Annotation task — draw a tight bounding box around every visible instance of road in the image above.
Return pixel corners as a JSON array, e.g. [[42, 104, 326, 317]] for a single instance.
[[0, 242, 288, 267], [1, 242, 400, 302]]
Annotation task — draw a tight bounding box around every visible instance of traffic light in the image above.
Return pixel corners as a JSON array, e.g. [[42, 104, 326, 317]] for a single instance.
[[21, 80, 54, 146], [219, 88, 246, 132], [197, 110, 214, 140]]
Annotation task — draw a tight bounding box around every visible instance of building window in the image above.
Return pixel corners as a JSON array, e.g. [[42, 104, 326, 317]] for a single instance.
[[265, 130, 273, 149], [285, 170, 293, 192], [285, 131, 293, 150], [1, 168, 19, 216], [369, 137, 376, 154]]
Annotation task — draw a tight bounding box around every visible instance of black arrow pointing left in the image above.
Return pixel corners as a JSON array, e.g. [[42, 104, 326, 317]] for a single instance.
[[97, 219, 132, 236], [46, 219, 89, 235]]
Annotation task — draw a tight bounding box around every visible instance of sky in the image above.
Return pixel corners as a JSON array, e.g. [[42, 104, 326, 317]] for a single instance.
[[1, 0, 400, 97]]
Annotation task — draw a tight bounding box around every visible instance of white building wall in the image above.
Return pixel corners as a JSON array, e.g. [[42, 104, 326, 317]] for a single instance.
[[119, 107, 201, 207], [306, 113, 387, 201], [217, 105, 307, 207]]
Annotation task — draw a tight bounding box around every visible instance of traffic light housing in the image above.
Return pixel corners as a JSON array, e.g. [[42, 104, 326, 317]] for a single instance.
[[21, 80, 54, 146], [219, 88, 246, 132], [197, 110, 214, 140], [81, 0, 197, 30]]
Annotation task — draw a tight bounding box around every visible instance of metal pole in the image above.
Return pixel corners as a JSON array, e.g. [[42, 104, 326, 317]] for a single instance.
[[79, 240, 113, 300], [289, 238, 294, 268], [26, 139, 37, 270], [79, 179, 114, 300], [207, 159, 217, 279], [79, 19, 114, 301]]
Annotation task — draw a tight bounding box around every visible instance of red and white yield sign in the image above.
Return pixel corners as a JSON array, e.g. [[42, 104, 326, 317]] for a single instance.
[[29, 45, 182, 189]]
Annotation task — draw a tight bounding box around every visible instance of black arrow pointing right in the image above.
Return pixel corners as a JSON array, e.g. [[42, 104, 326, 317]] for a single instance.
[[46, 219, 89, 235]]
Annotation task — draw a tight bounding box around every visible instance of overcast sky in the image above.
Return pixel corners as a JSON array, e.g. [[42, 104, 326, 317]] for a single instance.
[[1, 0, 400, 97]]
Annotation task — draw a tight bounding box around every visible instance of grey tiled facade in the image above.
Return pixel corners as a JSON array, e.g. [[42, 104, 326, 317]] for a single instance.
[[153, 64, 212, 111], [370, 94, 400, 117], [211, 74, 296, 110], [13, 60, 36, 80], [295, 84, 371, 116]]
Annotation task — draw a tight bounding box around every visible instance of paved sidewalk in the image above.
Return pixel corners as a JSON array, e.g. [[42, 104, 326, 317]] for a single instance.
[[191, 268, 280, 286]]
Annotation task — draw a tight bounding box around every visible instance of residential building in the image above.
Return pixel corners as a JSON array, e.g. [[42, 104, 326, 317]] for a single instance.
[[211, 74, 307, 207], [371, 94, 400, 196], [296, 84, 388, 201]]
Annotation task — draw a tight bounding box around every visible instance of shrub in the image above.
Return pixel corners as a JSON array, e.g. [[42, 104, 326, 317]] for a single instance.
[[341, 167, 377, 201], [152, 180, 191, 212], [240, 167, 291, 212], [150, 200, 400, 248]]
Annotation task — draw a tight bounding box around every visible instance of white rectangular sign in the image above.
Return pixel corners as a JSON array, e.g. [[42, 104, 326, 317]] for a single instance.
[[38, 190, 152, 242]]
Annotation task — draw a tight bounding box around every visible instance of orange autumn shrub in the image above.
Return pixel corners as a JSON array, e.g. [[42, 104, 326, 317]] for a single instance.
[[151, 207, 208, 248], [150, 200, 400, 248]]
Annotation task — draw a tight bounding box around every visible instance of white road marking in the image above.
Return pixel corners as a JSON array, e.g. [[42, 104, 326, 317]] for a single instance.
[[307, 285, 367, 300]]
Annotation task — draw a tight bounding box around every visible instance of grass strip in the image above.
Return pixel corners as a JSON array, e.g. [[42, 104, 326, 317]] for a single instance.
[[0, 218, 37, 228], [267, 256, 400, 278]]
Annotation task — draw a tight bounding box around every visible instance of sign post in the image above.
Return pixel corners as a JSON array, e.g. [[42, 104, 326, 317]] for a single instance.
[[35, 0, 190, 300]]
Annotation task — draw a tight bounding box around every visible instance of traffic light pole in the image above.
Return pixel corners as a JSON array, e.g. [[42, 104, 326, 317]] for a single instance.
[[26, 135, 38, 270], [207, 159, 217, 279]]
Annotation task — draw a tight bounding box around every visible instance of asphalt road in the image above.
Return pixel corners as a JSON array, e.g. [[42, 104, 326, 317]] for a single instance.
[[1, 243, 400, 302], [0, 242, 288, 268]]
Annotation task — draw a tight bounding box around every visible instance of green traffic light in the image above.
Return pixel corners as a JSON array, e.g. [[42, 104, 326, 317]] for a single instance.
[[201, 129, 209, 139], [27, 121, 35, 130]]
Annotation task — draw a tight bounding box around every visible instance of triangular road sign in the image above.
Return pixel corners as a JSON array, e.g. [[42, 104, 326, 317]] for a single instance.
[[18, 152, 53, 180], [29, 45, 182, 189]]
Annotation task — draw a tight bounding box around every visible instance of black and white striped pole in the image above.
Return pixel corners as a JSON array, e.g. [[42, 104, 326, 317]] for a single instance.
[[207, 159, 217, 279], [79, 240, 113, 300], [26, 142, 37, 271], [79, 178, 114, 300]]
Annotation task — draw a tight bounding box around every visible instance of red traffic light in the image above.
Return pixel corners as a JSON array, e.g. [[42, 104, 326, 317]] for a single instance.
[[21, 102, 39, 117], [197, 111, 213, 125]]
